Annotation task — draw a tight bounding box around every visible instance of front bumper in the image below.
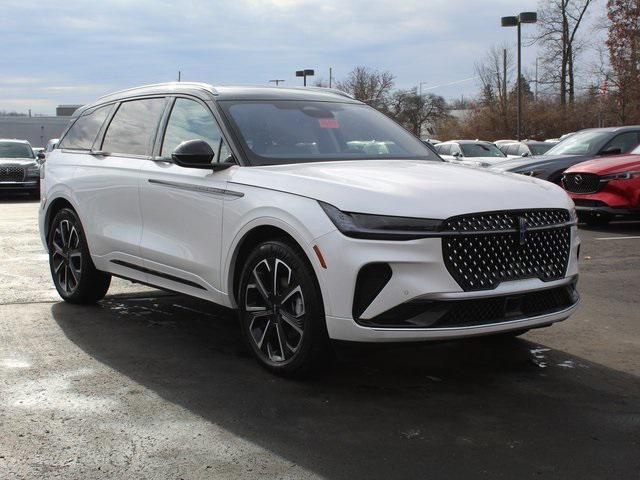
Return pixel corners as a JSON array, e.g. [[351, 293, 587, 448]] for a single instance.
[[314, 226, 580, 342], [0, 180, 39, 191]]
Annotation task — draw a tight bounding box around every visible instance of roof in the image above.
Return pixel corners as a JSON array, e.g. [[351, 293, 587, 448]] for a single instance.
[[578, 125, 640, 133], [86, 82, 359, 114], [0, 138, 31, 144]]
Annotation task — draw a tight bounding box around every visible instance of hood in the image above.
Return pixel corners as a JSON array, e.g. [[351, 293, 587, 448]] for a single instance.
[[491, 154, 594, 172], [228, 159, 573, 219], [0, 157, 37, 166], [564, 154, 640, 175]]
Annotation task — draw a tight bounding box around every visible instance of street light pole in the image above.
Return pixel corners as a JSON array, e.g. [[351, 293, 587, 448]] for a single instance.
[[296, 69, 315, 86], [269, 79, 285, 86], [501, 12, 537, 141]]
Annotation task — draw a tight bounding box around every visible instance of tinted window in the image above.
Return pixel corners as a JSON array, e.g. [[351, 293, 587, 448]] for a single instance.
[[460, 143, 505, 158], [59, 105, 111, 150], [161, 98, 222, 156], [220, 100, 439, 165], [102, 98, 165, 156], [0, 141, 33, 158], [602, 132, 640, 154], [529, 143, 554, 155]]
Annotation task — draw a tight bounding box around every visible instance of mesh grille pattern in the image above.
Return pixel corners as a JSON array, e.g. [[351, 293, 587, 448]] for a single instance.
[[442, 210, 571, 291], [563, 173, 601, 194], [0, 165, 25, 182]]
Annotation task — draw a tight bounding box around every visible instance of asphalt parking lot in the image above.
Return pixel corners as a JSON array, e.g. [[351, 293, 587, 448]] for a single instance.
[[1, 196, 639, 479]]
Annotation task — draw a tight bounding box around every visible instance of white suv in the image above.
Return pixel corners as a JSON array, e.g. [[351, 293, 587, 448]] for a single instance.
[[39, 82, 580, 376]]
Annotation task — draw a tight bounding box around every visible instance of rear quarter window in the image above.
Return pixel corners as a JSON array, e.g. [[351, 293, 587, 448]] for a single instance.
[[59, 105, 112, 150]]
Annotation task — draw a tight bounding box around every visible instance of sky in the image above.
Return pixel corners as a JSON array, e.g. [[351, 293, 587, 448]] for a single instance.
[[0, 0, 596, 115]]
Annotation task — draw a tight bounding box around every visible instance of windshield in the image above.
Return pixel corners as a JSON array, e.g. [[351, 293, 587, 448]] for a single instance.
[[546, 131, 610, 155], [220, 100, 440, 165], [529, 143, 554, 155], [460, 143, 505, 158], [0, 141, 34, 159]]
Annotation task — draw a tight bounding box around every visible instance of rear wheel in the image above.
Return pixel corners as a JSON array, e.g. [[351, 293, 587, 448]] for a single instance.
[[238, 240, 330, 377], [48, 208, 111, 304]]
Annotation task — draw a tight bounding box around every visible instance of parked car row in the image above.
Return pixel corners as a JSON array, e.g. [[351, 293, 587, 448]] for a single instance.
[[425, 126, 640, 225]]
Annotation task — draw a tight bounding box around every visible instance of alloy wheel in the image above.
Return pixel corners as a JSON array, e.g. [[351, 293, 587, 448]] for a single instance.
[[244, 257, 306, 363], [51, 219, 82, 295]]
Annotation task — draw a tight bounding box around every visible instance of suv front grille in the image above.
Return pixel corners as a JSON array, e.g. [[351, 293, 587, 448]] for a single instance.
[[563, 172, 601, 194], [0, 165, 25, 182], [442, 209, 572, 291]]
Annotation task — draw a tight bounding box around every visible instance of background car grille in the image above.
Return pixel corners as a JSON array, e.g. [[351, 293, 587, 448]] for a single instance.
[[442, 209, 572, 291], [0, 165, 25, 182], [563, 172, 601, 194]]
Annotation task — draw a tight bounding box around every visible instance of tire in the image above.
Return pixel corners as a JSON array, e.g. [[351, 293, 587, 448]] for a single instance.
[[48, 208, 111, 304], [238, 239, 331, 377]]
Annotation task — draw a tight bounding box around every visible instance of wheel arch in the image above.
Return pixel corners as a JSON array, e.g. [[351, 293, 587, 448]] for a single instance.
[[226, 220, 326, 310], [44, 196, 76, 243]]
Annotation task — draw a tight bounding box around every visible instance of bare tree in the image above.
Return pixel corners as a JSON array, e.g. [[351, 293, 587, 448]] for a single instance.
[[387, 88, 447, 137], [475, 44, 514, 131], [335, 66, 395, 105], [533, 0, 595, 105]]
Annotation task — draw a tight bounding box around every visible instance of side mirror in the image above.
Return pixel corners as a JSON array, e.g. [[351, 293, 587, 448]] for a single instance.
[[172, 139, 215, 169], [521, 151, 530, 157], [452, 151, 461, 158], [36, 152, 46, 161], [600, 147, 622, 156]]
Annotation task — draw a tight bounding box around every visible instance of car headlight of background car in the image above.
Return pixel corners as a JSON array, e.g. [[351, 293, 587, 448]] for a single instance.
[[26, 163, 41, 177], [601, 171, 640, 181], [319, 201, 442, 240]]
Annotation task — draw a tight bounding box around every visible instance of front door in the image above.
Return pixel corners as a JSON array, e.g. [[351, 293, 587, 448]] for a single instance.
[[139, 97, 230, 298]]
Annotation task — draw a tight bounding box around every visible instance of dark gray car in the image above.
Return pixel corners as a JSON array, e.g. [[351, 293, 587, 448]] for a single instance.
[[492, 126, 640, 183]]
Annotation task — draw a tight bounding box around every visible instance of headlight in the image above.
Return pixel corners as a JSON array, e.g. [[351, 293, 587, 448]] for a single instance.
[[319, 202, 442, 240], [601, 171, 640, 181], [26, 163, 40, 176]]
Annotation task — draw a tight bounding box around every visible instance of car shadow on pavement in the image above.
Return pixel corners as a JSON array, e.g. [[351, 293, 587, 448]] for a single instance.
[[51, 294, 640, 479]]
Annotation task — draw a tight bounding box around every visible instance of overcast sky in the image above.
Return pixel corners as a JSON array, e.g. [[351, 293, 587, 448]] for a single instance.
[[1, 0, 595, 114]]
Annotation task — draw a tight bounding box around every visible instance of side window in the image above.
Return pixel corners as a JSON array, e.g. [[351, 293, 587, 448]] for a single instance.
[[219, 139, 233, 163], [161, 98, 222, 157], [518, 144, 529, 155], [451, 144, 462, 155], [602, 132, 640, 154], [102, 98, 165, 156], [59, 105, 111, 150]]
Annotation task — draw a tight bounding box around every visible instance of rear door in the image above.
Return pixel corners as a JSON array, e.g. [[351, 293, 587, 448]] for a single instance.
[[73, 97, 166, 276], [138, 96, 232, 299]]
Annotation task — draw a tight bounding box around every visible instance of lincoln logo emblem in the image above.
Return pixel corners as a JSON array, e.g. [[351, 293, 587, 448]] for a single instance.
[[518, 217, 528, 245]]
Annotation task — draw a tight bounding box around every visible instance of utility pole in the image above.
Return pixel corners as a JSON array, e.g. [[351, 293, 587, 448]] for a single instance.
[[269, 79, 285, 86], [535, 57, 539, 102], [329, 67, 333, 88], [178, 70, 181, 82], [419, 81, 428, 97], [503, 49, 507, 108]]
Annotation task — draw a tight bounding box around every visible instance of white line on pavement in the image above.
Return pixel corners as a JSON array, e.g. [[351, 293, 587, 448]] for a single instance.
[[595, 236, 640, 241]]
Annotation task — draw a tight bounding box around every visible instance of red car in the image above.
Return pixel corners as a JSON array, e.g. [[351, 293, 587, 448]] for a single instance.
[[562, 154, 640, 225]]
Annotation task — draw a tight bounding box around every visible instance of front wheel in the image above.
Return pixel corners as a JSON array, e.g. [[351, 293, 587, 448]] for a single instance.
[[48, 208, 111, 304], [238, 240, 330, 377]]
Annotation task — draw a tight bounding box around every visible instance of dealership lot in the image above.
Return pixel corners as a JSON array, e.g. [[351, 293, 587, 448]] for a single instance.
[[1, 197, 639, 479]]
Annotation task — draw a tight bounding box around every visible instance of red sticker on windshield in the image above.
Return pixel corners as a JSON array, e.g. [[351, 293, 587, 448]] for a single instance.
[[319, 118, 340, 129]]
